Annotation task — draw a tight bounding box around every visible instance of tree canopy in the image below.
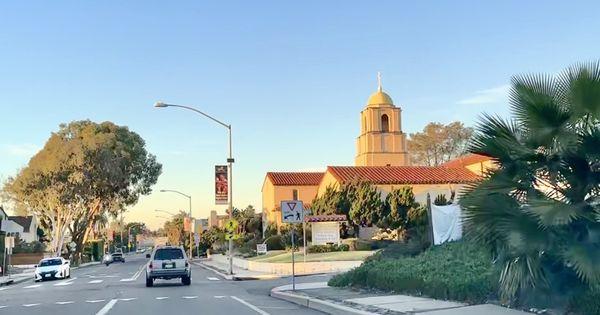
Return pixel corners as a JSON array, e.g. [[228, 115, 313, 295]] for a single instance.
[[3, 120, 162, 258], [408, 121, 473, 166], [461, 62, 600, 304]]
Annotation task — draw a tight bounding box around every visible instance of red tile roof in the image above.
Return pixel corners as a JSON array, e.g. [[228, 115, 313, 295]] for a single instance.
[[266, 172, 325, 186], [305, 215, 347, 222], [441, 153, 492, 169], [327, 166, 479, 185]]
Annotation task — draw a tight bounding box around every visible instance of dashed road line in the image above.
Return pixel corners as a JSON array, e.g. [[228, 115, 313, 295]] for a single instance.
[[54, 278, 77, 286], [214, 295, 226, 298], [56, 301, 75, 305], [0, 305, 7, 309], [96, 299, 118, 315], [231, 296, 270, 315], [23, 303, 41, 307], [88, 279, 103, 284], [182, 296, 198, 299], [207, 277, 220, 281], [86, 299, 106, 303], [23, 284, 41, 289], [155, 296, 169, 300], [119, 298, 137, 301]]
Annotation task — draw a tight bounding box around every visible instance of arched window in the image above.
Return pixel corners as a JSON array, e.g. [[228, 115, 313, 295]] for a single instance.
[[381, 114, 389, 132]]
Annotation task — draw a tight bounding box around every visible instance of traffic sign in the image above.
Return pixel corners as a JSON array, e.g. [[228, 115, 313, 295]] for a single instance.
[[257, 243, 267, 255], [224, 219, 238, 233], [281, 200, 304, 223]]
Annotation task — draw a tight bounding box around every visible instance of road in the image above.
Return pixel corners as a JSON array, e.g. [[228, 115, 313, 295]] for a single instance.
[[0, 253, 324, 315]]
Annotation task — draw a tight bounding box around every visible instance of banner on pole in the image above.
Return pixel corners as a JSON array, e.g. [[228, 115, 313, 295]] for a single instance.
[[215, 165, 228, 205], [183, 217, 192, 232]]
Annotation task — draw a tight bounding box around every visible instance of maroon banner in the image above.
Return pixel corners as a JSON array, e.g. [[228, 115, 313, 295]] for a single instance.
[[215, 165, 228, 205]]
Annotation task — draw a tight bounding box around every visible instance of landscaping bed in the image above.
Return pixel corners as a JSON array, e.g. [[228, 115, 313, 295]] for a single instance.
[[249, 250, 375, 263], [328, 241, 498, 304]]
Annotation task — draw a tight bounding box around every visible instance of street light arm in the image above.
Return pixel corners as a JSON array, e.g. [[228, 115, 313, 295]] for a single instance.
[[155, 209, 177, 216], [160, 189, 191, 199], [155, 103, 230, 130]]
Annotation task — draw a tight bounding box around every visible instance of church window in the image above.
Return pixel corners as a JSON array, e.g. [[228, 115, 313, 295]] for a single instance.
[[292, 189, 298, 201], [381, 114, 389, 132]]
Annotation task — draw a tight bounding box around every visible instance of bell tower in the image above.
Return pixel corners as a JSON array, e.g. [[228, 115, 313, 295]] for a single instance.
[[355, 73, 410, 166]]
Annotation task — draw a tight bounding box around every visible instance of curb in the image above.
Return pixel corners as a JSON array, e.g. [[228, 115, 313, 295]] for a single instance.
[[270, 289, 377, 315], [0, 275, 32, 287], [194, 261, 282, 281]]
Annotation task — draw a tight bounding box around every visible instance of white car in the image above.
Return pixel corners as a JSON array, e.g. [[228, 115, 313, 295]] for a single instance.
[[34, 257, 71, 282]]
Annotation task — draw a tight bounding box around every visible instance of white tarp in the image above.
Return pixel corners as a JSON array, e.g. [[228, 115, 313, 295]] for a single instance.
[[431, 203, 463, 245]]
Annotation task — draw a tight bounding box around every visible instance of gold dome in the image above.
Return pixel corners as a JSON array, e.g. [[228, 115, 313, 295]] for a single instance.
[[367, 90, 394, 106]]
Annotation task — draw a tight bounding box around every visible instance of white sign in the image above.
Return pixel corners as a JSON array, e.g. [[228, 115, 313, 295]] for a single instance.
[[281, 200, 304, 223], [5, 236, 14, 255], [256, 243, 267, 254], [312, 222, 340, 245]]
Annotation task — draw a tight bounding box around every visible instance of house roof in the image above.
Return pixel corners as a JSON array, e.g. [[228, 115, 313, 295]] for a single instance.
[[441, 153, 492, 169], [326, 166, 480, 185], [8, 216, 33, 232], [305, 214, 347, 223], [266, 172, 325, 186]]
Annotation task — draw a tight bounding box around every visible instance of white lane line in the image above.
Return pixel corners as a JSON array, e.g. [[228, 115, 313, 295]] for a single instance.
[[0, 287, 9, 291], [23, 303, 41, 307], [119, 298, 137, 301], [214, 295, 226, 298], [96, 299, 118, 315], [86, 299, 106, 303], [155, 296, 169, 300], [207, 277, 220, 281], [0, 305, 7, 308], [231, 296, 270, 315], [182, 296, 198, 299], [23, 284, 42, 289], [56, 301, 75, 305], [88, 279, 103, 284], [120, 264, 145, 282]]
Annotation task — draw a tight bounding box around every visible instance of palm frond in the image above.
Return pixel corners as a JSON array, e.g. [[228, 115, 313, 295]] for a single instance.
[[557, 61, 600, 121]]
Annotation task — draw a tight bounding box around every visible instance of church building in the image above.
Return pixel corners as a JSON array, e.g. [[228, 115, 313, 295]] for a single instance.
[[261, 75, 488, 228]]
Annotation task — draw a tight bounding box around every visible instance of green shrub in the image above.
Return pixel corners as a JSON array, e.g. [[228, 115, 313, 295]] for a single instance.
[[568, 287, 600, 315], [308, 244, 350, 253], [329, 241, 498, 304], [264, 235, 284, 250]]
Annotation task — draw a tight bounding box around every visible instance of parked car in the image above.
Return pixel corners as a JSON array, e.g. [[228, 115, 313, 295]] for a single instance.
[[145, 246, 191, 287], [34, 257, 70, 282]]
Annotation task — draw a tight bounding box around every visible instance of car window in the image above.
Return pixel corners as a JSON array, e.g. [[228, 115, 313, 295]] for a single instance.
[[154, 248, 184, 260], [40, 259, 62, 267]]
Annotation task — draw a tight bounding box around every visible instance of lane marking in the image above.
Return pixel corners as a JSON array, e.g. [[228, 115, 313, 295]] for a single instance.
[[120, 264, 145, 282], [214, 295, 226, 298], [23, 284, 41, 289], [96, 299, 118, 315], [119, 298, 137, 301], [54, 277, 77, 286], [0, 305, 7, 309], [207, 277, 220, 281], [182, 296, 198, 299], [56, 301, 75, 305], [155, 297, 169, 300], [86, 300, 106, 303], [231, 296, 270, 315], [0, 287, 9, 291], [88, 280, 103, 284], [23, 303, 41, 307]]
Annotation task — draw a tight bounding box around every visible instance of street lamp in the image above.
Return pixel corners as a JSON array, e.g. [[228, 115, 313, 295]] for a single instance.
[[155, 209, 178, 216], [159, 189, 193, 258], [127, 223, 143, 253], [154, 101, 235, 275]]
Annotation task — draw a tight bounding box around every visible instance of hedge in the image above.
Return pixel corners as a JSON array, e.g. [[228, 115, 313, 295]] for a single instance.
[[308, 244, 350, 253], [328, 241, 498, 304]]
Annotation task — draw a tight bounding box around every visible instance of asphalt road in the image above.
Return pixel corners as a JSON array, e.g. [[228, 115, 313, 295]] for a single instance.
[[0, 253, 325, 315]]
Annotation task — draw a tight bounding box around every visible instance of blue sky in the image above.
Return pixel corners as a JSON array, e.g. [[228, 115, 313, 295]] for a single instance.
[[1, 1, 599, 229]]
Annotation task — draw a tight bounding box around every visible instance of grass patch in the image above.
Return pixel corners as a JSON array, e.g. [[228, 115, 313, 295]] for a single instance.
[[248, 250, 375, 263], [328, 241, 498, 304]]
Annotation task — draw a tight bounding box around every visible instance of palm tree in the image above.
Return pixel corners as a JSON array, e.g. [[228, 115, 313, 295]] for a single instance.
[[461, 62, 600, 304]]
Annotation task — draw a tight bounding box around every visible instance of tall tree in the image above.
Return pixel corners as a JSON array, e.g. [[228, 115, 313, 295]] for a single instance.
[[408, 121, 473, 166], [461, 62, 600, 304], [349, 182, 384, 226], [3, 120, 161, 259]]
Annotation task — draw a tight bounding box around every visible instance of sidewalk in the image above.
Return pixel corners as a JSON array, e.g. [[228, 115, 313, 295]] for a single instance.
[[271, 282, 530, 315], [196, 257, 280, 280]]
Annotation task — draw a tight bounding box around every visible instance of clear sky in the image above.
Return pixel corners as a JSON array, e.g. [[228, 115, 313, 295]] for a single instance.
[[1, 1, 599, 229]]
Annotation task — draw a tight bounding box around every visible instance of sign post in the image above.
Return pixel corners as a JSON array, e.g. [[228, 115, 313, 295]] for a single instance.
[[281, 200, 303, 291], [5, 236, 14, 279]]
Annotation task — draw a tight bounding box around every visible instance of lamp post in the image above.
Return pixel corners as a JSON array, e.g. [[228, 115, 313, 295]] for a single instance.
[[154, 101, 235, 275], [159, 189, 193, 258], [127, 223, 143, 253]]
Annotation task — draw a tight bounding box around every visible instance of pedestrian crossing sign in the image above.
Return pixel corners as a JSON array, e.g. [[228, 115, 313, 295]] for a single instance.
[[281, 200, 304, 223]]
